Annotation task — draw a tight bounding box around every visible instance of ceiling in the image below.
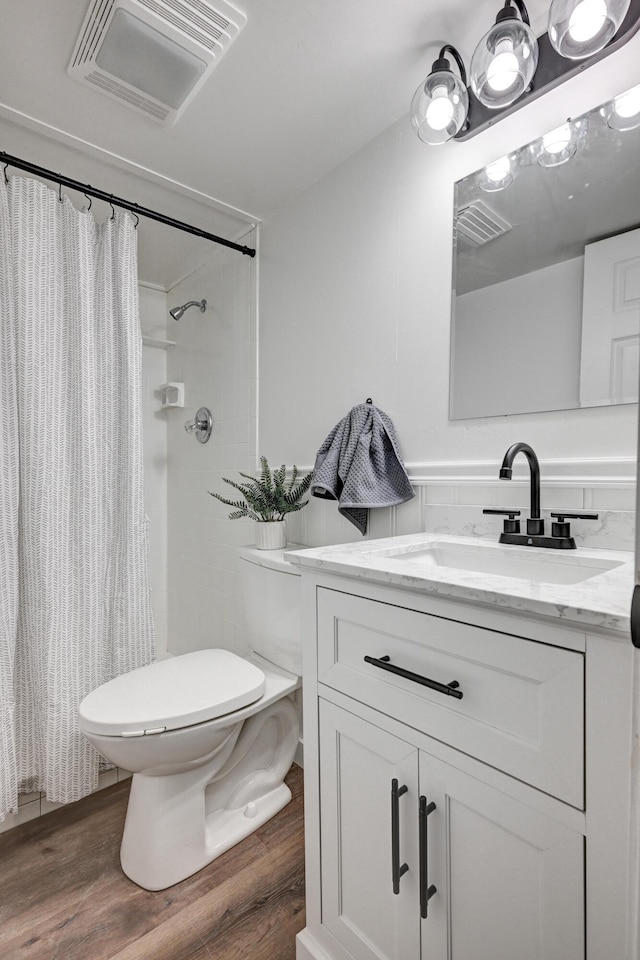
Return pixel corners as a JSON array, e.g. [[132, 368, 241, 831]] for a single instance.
[[0, 0, 550, 287]]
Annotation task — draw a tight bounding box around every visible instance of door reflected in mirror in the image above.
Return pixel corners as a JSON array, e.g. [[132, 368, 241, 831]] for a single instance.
[[450, 90, 640, 420]]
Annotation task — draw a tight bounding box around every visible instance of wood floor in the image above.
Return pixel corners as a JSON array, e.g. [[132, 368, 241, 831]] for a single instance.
[[0, 765, 305, 960]]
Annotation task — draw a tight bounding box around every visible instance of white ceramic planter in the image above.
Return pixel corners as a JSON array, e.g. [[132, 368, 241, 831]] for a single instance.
[[255, 520, 286, 550]]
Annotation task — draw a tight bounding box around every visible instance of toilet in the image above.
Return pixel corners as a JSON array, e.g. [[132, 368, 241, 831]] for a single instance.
[[78, 545, 302, 891]]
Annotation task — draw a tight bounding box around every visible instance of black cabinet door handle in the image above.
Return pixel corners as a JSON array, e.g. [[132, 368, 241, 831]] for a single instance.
[[364, 655, 463, 700], [391, 778, 409, 894], [419, 795, 437, 919]]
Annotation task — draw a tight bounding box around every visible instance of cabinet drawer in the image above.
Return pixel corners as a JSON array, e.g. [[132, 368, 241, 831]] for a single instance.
[[317, 588, 584, 808]]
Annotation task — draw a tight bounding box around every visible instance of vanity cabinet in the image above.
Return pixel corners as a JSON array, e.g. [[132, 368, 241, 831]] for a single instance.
[[319, 698, 584, 960], [296, 572, 636, 960]]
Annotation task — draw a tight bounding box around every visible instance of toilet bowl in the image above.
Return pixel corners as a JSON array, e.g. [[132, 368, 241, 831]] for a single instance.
[[78, 546, 302, 891]]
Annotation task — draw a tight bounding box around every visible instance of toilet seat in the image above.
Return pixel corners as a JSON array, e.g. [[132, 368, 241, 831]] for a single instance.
[[78, 650, 266, 738]]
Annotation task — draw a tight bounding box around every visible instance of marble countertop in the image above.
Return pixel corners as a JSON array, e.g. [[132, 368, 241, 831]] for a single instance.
[[286, 533, 635, 637]]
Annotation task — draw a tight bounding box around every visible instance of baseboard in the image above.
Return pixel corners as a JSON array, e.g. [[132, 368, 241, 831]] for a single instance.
[[294, 737, 304, 768], [296, 929, 333, 960]]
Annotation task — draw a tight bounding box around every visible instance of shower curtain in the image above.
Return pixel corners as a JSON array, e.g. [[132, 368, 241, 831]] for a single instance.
[[0, 175, 155, 821]]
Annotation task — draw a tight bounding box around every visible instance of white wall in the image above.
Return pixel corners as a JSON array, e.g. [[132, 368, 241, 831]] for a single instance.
[[261, 36, 640, 549], [166, 237, 257, 657]]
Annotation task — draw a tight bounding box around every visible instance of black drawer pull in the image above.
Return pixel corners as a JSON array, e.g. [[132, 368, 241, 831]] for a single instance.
[[391, 778, 409, 894], [364, 655, 464, 700], [419, 795, 437, 919]]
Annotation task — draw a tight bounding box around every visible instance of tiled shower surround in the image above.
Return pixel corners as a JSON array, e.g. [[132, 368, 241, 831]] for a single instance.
[[166, 237, 257, 658]]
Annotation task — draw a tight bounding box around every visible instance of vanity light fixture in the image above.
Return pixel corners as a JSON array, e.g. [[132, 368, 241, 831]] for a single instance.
[[470, 0, 539, 109], [478, 155, 515, 190], [548, 0, 631, 58], [410, 45, 469, 144], [411, 0, 640, 142], [602, 81, 640, 128]]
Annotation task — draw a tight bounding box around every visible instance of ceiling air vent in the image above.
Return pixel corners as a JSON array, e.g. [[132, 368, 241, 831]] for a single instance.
[[69, 0, 247, 126], [455, 200, 512, 246]]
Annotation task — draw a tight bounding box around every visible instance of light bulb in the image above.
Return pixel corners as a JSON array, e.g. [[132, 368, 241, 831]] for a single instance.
[[536, 121, 580, 166], [603, 82, 640, 130], [487, 39, 520, 92], [568, 0, 608, 39], [410, 49, 469, 145], [486, 156, 511, 180], [470, 11, 538, 109], [426, 85, 456, 130], [542, 123, 572, 153], [478, 155, 514, 191], [614, 83, 640, 118], [548, 0, 631, 59]]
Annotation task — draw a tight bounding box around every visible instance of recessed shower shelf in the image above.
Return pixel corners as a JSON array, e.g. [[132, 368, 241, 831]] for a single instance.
[[142, 336, 176, 350]]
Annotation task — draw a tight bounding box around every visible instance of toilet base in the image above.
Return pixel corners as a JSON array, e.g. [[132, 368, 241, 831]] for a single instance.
[[120, 694, 299, 890]]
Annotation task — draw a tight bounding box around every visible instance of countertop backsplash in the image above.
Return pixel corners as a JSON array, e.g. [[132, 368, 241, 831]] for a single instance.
[[285, 457, 636, 552]]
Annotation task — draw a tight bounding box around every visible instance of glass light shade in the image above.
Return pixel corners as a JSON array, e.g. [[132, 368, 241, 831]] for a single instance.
[[410, 69, 469, 144], [535, 121, 580, 166], [471, 18, 539, 108], [478, 155, 515, 191], [548, 0, 631, 58], [602, 83, 640, 130]]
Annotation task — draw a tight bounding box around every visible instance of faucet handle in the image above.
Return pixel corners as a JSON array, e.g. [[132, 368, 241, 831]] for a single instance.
[[483, 508, 521, 534], [550, 512, 598, 538]]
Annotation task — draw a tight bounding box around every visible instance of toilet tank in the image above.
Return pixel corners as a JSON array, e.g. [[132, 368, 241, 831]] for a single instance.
[[238, 545, 302, 676]]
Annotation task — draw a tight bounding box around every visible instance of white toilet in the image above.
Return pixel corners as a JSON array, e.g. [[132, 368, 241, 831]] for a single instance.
[[78, 545, 302, 891]]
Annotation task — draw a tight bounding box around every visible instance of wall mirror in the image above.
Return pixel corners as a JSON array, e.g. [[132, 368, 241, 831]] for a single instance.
[[450, 88, 640, 420]]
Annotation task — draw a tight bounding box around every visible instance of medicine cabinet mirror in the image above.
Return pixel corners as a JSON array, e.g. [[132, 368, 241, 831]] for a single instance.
[[450, 91, 640, 420]]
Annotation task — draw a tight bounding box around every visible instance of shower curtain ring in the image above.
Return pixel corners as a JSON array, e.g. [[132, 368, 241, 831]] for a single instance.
[[3, 163, 8, 185], [58, 182, 63, 203], [84, 191, 92, 212], [132, 211, 139, 228], [109, 197, 115, 220]]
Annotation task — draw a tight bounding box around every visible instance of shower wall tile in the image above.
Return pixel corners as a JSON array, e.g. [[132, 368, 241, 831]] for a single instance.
[[166, 235, 257, 658], [140, 284, 169, 660]]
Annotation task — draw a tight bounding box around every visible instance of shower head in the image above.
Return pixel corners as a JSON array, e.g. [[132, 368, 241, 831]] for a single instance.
[[169, 299, 207, 321]]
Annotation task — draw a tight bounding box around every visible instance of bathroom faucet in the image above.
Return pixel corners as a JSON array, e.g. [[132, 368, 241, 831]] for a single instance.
[[483, 442, 598, 549], [499, 442, 544, 537]]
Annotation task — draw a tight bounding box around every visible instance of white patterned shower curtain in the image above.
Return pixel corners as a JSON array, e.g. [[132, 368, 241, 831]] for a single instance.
[[0, 175, 155, 821]]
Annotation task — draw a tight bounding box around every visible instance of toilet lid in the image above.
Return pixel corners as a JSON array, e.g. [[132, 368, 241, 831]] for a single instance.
[[78, 650, 266, 737]]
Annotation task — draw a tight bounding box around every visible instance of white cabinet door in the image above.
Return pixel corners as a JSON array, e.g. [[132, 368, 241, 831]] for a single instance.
[[419, 751, 585, 960], [319, 699, 420, 960]]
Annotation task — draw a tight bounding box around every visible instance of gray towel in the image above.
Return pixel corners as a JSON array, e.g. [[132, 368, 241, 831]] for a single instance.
[[311, 403, 414, 535]]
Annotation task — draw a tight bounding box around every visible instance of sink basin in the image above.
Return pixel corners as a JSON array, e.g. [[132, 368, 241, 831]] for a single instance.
[[369, 539, 624, 585]]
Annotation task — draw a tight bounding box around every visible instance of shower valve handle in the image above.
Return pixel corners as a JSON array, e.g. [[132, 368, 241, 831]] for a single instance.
[[184, 407, 213, 444]]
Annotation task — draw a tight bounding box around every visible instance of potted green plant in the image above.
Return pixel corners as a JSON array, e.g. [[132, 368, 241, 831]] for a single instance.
[[208, 456, 313, 549]]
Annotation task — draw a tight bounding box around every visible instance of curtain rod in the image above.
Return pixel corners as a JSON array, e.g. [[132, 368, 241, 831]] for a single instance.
[[0, 151, 256, 258]]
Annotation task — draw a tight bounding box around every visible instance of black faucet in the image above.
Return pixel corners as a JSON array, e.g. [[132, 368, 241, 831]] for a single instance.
[[483, 442, 599, 549], [499, 442, 544, 537]]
